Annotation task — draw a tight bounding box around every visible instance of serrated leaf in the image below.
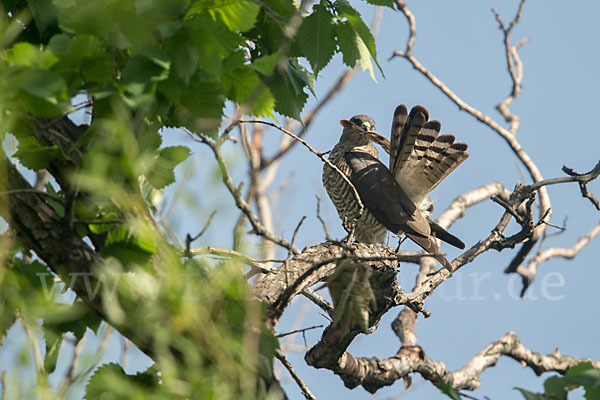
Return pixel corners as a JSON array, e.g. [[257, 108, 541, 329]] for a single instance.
[[102, 226, 157, 265], [85, 363, 159, 400], [88, 212, 119, 234], [336, 22, 360, 68], [146, 146, 191, 189], [14, 136, 61, 170], [296, 4, 336, 74], [362, 0, 396, 8], [164, 31, 200, 83], [335, 0, 383, 77], [268, 73, 307, 120], [356, 31, 376, 81], [177, 78, 226, 134], [188, 0, 260, 32], [287, 59, 315, 97], [222, 67, 275, 116], [4, 42, 59, 68]]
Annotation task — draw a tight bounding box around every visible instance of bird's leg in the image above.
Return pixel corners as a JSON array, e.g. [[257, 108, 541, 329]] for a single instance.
[[344, 216, 356, 244]]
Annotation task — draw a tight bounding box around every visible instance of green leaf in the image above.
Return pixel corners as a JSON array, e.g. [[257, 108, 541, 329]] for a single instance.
[[361, 0, 396, 8], [334, 0, 383, 77], [47, 33, 72, 58], [269, 72, 308, 120], [146, 146, 191, 189], [164, 31, 200, 84], [355, 30, 376, 81], [85, 363, 160, 400], [121, 47, 171, 103], [8, 66, 70, 117], [514, 388, 548, 400], [88, 212, 120, 235], [250, 52, 280, 76], [222, 67, 275, 116], [336, 22, 360, 68], [14, 136, 61, 170], [177, 78, 226, 134], [28, 0, 59, 34], [438, 382, 462, 400], [296, 4, 336, 74], [102, 225, 157, 265], [188, 0, 260, 32], [543, 376, 567, 400], [4, 42, 59, 68], [66, 34, 113, 84], [287, 59, 315, 97]]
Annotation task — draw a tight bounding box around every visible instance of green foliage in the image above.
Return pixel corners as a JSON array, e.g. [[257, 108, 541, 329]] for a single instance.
[[85, 363, 160, 400], [0, 0, 386, 398], [516, 362, 600, 400]]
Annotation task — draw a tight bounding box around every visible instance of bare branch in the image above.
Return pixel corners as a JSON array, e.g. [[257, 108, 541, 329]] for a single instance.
[[301, 287, 334, 316], [185, 210, 217, 251], [277, 325, 324, 338], [391, 1, 551, 285], [315, 195, 332, 241], [307, 330, 599, 393], [195, 132, 300, 255], [240, 120, 365, 223], [275, 350, 317, 400], [516, 222, 600, 283], [188, 246, 276, 276]]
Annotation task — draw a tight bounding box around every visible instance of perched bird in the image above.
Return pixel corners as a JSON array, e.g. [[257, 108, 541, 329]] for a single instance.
[[322, 105, 469, 271], [322, 114, 387, 244]]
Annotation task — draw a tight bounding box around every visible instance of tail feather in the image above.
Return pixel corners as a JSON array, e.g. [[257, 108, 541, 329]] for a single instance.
[[404, 232, 453, 272]]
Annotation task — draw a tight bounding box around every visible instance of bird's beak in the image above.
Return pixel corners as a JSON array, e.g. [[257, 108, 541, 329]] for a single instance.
[[339, 120, 391, 151]]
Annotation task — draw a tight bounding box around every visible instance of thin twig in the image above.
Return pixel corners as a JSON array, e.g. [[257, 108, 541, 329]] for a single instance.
[[240, 120, 365, 221], [185, 210, 217, 252], [276, 324, 324, 338], [285, 216, 306, 286], [301, 287, 334, 316], [315, 195, 331, 241], [193, 131, 301, 255], [0, 189, 63, 203], [275, 350, 317, 400]]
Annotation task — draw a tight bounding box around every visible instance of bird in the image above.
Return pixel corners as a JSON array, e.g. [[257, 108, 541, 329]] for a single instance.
[[322, 105, 469, 271]]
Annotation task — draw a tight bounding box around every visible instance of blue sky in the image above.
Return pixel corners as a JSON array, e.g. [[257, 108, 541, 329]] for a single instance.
[[2, 1, 600, 399]]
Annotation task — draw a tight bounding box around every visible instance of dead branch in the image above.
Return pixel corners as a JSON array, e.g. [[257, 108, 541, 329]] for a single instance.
[[240, 120, 365, 223], [515, 222, 600, 285], [275, 350, 317, 400], [196, 132, 301, 255], [391, 0, 551, 288], [307, 331, 599, 393]]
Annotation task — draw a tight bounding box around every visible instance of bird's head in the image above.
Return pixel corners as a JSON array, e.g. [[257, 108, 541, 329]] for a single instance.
[[339, 114, 376, 145]]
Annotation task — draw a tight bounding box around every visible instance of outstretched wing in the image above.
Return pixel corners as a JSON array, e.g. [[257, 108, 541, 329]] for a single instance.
[[391, 105, 469, 205]]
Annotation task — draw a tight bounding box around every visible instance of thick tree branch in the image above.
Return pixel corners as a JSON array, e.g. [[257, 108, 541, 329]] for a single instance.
[[305, 331, 599, 393]]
